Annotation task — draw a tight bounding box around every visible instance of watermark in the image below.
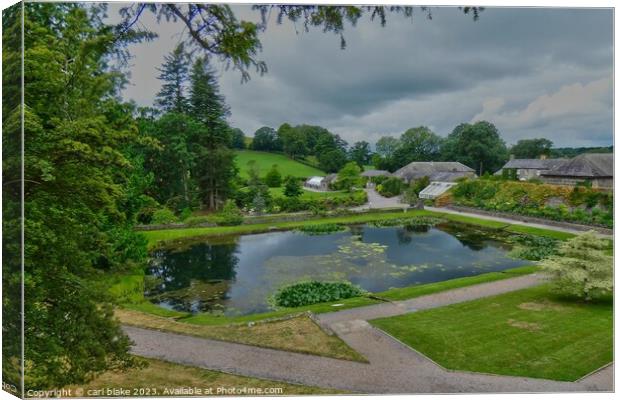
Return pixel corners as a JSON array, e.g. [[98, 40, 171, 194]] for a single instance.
[[23, 386, 285, 398]]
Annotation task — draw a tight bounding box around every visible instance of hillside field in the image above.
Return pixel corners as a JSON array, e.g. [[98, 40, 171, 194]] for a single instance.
[[235, 150, 324, 178]]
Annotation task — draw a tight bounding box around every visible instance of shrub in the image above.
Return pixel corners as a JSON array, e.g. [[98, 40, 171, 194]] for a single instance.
[[184, 216, 216, 227], [283, 175, 302, 198], [216, 200, 244, 226], [540, 232, 612, 301], [264, 164, 282, 187], [377, 177, 404, 197], [411, 176, 430, 196], [151, 208, 177, 225], [273, 281, 365, 308]]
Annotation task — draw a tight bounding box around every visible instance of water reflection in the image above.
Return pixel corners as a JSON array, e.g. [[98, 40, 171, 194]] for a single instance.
[[146, 223, 527, 315]]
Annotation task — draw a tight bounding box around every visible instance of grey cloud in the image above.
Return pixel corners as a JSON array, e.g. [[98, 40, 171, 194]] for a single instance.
[[116, 5, 613, 148]]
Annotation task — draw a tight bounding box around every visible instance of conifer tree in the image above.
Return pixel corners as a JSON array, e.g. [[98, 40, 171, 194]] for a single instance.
[[155, 43, 191, 113], [189, 57, 237, 209]]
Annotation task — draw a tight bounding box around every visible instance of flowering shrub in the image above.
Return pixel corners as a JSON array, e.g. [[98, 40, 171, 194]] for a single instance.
[[450, 179, 612, 227]]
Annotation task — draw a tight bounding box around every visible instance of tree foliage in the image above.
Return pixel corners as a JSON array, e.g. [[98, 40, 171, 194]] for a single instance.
[[441, 121, 508, 175], [155, 43, 191, 113], [336, 161, 362, 192], [510, 138, 553, 159], [3, 3, 147, 389], [251, 126, 282, 151], [541, 232, 613, 301], [283, 176, 303, 198], [265, 164, 282, 187]]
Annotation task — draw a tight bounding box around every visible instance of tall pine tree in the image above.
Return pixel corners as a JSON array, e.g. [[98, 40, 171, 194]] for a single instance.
[[189, 57, 237, 209], [155, 43, 190, 113]]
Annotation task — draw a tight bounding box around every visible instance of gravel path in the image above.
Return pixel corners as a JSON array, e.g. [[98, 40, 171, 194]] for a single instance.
[[124, 273, 613, 393], [351, 188, 406, 210]]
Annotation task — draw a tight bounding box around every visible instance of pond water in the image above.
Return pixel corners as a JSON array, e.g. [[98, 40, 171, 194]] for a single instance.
[[145, 223, 528, 315]]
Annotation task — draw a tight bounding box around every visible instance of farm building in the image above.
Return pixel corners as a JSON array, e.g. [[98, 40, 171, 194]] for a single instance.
[[494, 156, 567, 181], [393, 161, 476, 184], [361, 169, 392, 178], [540, 153, 613, 189]]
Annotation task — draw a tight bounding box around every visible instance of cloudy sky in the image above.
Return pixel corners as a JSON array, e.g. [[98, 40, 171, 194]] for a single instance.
[[116, 5, 613, 148]]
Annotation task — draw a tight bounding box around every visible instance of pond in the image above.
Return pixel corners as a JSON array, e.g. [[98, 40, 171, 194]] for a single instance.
[[145, 222, 529, 315]]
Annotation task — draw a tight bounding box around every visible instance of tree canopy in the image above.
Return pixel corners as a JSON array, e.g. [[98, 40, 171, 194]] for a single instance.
[[441, 121, 508, 175], [510, 138, 553, 159]]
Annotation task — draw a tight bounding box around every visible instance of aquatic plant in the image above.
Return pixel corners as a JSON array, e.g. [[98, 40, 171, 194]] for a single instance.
[[273, 281, 365, 308], [509, 235, 559, 261], [370, 216, 446, 228], [297, 223, 347, 235]]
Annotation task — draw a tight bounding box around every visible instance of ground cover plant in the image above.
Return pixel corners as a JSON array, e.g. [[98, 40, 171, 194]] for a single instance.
[[64, 356, 338, 396], [447, 178, 613, 227], [371, 284, 613, 381], [272, 281, 365, 308]]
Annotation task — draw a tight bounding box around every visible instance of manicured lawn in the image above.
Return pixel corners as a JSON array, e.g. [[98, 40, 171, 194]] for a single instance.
[[65, 356, 338, 396], [115, 310, 366, 362], [375, 265, 539, 301], [505, 224, 576, 240], [235, 150, 324, 178], [268, 186, 354, 200], [371, 285, 613, 381]]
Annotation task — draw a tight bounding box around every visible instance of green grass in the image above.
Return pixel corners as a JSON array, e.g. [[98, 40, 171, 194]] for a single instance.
[[235, 150, 324, 178], [375, 265, 540, 301], [142, 209, 437, 247], [371, 285, 612, 381], [141, 209, 579, 250], [172, 296, 380, 326], [267, 186, 354, 200], [505, 224, 576, 240]]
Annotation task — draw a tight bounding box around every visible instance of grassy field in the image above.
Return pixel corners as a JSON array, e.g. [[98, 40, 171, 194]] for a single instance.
[[371, 285, 613, 381], [235, 150, 324, 178], [116, 310, 365, 362], [64, 356, 337, 396]]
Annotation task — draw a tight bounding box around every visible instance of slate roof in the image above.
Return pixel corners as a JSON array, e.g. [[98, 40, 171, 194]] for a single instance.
[[393, 162, 475, 182], [542, 153, 613, 178], [500, 158, 567, 170], [361, 169, 392, 177]]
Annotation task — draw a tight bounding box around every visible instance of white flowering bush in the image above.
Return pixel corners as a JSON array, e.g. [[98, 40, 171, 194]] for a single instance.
[[541, 231, 613, 301]]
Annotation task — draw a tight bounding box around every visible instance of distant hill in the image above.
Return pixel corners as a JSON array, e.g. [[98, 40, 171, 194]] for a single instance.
[[550, 146, 613, 159], [234, 150, 325, 179]]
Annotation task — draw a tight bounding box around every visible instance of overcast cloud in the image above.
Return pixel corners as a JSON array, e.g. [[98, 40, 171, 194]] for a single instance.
[[116, 5, 613, 148]]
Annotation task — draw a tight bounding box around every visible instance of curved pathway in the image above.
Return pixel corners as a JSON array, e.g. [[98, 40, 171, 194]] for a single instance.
[[124, 273, 613, 393]]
